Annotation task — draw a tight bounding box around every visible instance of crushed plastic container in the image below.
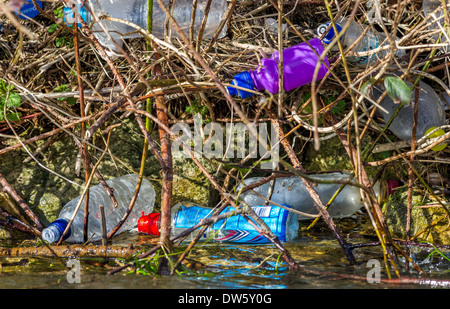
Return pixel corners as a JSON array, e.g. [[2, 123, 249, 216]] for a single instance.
[[42, 174, 155, 243], [317, 17, 405, 65], [138, 202, 299, 244], [227, 38, 330, 98], [63, 0, 228, 57], [238, 172, 399, 220], [423, 0, 448, 40]]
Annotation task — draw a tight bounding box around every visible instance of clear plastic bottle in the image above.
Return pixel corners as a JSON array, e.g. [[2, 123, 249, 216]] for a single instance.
[[63, 0, 228, 57], [317, 17, 405, 65], [138, 202, 299, 243], [373, 79, 446, 141], [42, 174, 155, 243], [423, 0, 442, 22], [238, 172, 398, 220], [423, 0, 449, 47], [423, 0, 446, 33]]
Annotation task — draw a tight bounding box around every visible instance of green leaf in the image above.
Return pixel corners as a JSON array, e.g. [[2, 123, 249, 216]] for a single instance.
[[331, 100, 346, 115], [6, 111, 22, 122], [361, 79, 374, 94], [6, 92, 21, 108], [66, 97, 77, 105], [48, 23, 60, 33], [384, 75, 412, 105], [55, 38, 64, 47]]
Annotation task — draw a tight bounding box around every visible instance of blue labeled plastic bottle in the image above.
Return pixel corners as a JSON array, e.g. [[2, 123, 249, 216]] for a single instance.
[[138, 202, 298, 244]]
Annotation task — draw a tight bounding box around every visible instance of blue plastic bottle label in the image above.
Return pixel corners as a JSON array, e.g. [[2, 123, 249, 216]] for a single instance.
[[15, 0, 43, 20], [173, 205, 291, 244]]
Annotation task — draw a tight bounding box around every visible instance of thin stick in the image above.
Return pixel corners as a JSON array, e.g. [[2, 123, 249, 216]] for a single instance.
[[99, 205, 108, 246], [0, 173, 44, 230]]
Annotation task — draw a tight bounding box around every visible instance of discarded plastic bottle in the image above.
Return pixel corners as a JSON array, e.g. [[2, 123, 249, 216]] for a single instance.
[[373, 79, 446, 141], [238, 172, 399, 220], [423, 0, 447, 33], [423, 0, 442, 25], [317, 17, 405, 65], [42, 174, 155, 243], [63, 0, 228, 57], [138, 202, 299, 243], [227, 38, 330, 99]]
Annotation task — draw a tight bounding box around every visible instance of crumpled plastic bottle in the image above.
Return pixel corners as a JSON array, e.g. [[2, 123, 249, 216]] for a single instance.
[[317, 17, 405, 65]]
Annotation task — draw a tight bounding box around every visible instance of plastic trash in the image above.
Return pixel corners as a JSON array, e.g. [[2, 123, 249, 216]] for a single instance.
[[138, 202, 299, 244], [317, 17, 405, 65], [265, 17, 287, 34], [227, 38, 330, 99], [423, 0, 442, 25], [12, 0, 43, 20], [423, 0, 448, 37], [373, 79, 446, 141], [63, 0, 228, 57], [439, 92, 450, 111], [237, 172, 399, 220], [42, 174, 156, 243]]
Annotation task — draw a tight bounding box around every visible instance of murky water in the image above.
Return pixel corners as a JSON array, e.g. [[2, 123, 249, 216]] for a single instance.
[[1, 218, 450, 289]]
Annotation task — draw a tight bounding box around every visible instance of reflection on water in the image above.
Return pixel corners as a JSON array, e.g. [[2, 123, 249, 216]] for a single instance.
[[1, 219, 450, 289]]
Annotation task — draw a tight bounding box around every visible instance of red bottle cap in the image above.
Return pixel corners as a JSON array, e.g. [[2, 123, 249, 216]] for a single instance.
[[387, 180, 400, 196], [138, 212, 160, 236]]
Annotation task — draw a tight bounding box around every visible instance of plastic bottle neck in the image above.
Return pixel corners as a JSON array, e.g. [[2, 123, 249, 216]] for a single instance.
[[63, 4, 90, 27], [138, 212, 161, 236], [42, 219, 71, 243], [317, 22, 342, 44]]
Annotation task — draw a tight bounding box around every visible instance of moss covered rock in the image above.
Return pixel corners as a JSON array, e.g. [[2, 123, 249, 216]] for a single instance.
[[172, 156, 220, 207], [382, 187, 450, 245], [303, 136, 353, 172]]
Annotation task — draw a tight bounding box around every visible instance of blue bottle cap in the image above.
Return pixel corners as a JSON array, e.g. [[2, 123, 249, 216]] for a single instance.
[[227, 71, 255, 99], [63, 4, 89, 27], [317, 22, 342, 44], [49, 219, 71, 242], [15, 0, 43, 20]]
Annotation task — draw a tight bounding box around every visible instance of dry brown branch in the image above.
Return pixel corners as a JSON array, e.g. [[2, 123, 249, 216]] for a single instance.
[[0, 245, 142, 259]]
